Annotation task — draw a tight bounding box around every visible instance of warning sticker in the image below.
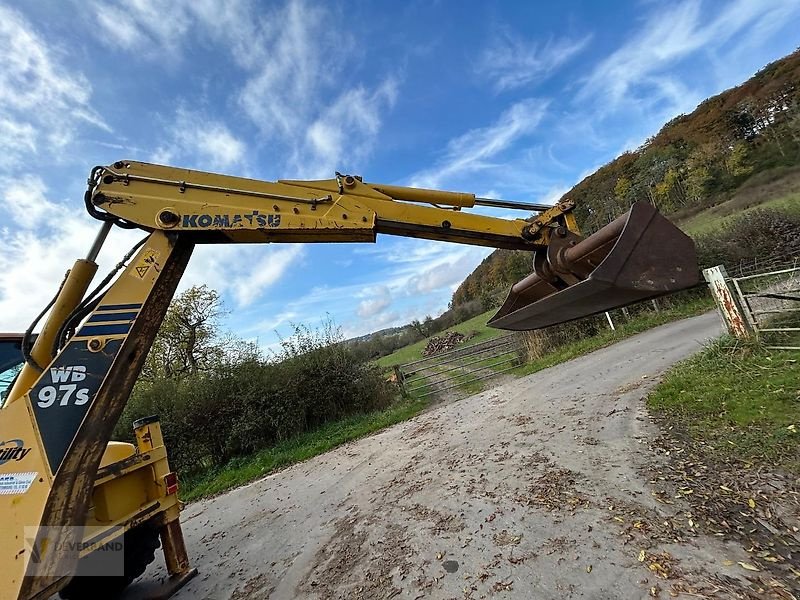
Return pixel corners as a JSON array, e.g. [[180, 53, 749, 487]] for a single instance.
[[0, 471, 37, 495], [131, 249, 160, 279]]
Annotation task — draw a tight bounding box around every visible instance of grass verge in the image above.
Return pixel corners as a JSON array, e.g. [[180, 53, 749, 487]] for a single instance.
[[647, 337, 799, 474], [510, 295, 714, 378], [180, 397, 428, 501]]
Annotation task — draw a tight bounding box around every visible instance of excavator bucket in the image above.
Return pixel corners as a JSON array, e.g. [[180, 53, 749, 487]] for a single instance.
[[489, 202, 699, 331]]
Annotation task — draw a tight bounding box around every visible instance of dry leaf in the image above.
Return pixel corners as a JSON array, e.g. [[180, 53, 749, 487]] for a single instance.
[[638, 550, 646, 562], [737, 562, 760, 572], [747, 498, 756, 509]]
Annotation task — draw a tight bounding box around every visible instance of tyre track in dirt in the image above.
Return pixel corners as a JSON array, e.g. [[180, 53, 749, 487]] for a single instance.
[[128, 312, 762, 600]]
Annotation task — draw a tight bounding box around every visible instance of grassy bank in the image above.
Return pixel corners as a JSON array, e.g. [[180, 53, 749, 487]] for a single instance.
[[511, 295, 714, 378], [181, 397, 429, 501], [678, 190, 800, 236], [647, 338, 799, 474]]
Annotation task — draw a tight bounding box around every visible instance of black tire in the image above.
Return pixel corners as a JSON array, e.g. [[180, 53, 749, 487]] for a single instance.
[[59, 521, 161, 600]]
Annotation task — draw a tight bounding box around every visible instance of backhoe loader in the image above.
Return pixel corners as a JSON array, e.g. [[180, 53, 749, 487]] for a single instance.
[[0, 161, 698, 599]]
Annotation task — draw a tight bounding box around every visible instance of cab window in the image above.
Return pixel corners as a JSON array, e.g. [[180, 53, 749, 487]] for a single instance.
[[0, 338, 24, 406]]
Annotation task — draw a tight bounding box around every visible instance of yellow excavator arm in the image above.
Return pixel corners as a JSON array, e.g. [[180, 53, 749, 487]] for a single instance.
[[1, 161, 698, 599]]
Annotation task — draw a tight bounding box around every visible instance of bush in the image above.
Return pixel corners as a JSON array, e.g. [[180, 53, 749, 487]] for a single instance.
[[522, 314, 605, 361], [695, 208, 800, 269], [116, 323, 394, 476], [520, 288, 710, 362]]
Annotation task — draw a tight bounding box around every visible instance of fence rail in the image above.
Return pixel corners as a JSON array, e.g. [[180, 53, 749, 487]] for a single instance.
[[397, 333, 523, 398]]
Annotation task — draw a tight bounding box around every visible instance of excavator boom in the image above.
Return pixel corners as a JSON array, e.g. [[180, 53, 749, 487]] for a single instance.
[[0, 161, 698, 599]]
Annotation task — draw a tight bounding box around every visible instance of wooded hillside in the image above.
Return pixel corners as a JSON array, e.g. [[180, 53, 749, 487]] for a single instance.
[[452, 49, 800, 308]]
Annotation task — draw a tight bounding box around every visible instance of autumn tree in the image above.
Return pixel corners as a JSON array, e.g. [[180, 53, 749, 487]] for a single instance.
[[614, 176, 632, 204], [725, 141, 753, 177], [143, 285, 228, 380]]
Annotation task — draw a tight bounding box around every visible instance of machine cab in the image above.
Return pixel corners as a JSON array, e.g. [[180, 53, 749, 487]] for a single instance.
[[0, 333, 25, 407]]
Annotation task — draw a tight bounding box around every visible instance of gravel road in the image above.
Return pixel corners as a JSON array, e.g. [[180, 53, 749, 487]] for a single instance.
[[130, 312, 757, 600]]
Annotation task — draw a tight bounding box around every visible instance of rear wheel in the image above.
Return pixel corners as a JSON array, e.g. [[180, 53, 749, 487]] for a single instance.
[[59, 521, 161, 600]]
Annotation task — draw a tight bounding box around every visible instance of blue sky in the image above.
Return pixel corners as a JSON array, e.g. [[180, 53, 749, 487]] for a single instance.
[[1, 0, 798, 350]]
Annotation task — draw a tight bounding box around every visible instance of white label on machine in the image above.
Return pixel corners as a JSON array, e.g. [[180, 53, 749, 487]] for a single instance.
[[0, 471, 37, 494]]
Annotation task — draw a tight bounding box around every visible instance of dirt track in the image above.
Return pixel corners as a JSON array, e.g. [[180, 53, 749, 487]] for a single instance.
[[128, 312, 764, 600]]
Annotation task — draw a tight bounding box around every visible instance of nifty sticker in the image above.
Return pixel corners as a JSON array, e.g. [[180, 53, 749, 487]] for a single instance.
[[0, 471, 37, 495], [0, 439, 32, 465]]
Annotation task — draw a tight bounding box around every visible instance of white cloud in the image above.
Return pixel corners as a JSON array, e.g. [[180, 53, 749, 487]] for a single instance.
[[356, 285, 392, 318], [0, 172, 303, 332], [240, 236, 494, 343], [406, 246, 491, 295], [477, 30, 590, 92], [90, 0, 193, 57], [87, 0, 397, 179], [0, 177, 141, 331], [231, 0, 398, 178], [409, 99, 548, 189], [580, 0, 800, 112], [153, 108, 246, 171], [180, 244, 305, 309], [0, 5, 108, 168], [301, 79, 398, 177], [236, 0, 341, 140], [230, 246, 304, 306]]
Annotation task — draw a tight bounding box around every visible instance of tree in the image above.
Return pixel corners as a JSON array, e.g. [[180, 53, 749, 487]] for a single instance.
[[686, 165, 713, 202], [410, 319, 426, 338], [614, 176, 632, 204], [725, 141, 753, 177], [143, 285, 227, 380], [422, 315, 435, 336]]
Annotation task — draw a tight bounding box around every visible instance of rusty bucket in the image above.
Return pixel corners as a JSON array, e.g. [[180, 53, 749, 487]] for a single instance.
[[488, 202, 699, 331]]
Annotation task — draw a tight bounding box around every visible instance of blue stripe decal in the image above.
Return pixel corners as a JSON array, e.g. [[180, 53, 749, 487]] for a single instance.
[[96, 303, 142, 312], [86, 311, 138, 323], [76, 323, 133, 337]]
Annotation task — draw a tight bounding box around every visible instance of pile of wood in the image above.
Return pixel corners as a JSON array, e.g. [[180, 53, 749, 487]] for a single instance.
[[422, 332, 465, 356]]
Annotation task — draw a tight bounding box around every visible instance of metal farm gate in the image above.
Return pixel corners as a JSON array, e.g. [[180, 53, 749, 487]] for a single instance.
[[731, 263, 800, 349], [705, 259, 800, 350], [396, 334, 524, 398]]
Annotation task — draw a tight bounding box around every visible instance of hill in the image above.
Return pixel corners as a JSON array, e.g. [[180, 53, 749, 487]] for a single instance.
[[453, 49, 800, 308]]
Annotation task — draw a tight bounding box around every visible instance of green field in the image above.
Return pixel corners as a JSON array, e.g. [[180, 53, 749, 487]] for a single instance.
[[647, 338, 799, 474], [376, 308, 504, 368], [678, 191, 800, 236]]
